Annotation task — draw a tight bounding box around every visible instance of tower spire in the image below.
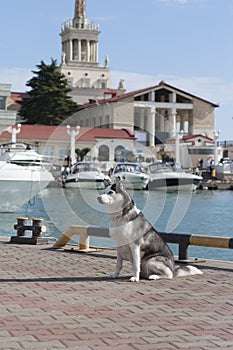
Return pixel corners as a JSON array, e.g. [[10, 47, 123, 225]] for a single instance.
[[59, 0, 112, 94], [75, 0, 86, 19]]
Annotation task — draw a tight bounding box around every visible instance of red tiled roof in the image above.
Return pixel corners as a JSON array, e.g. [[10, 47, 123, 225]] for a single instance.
[[182, 134, 214, 142], [0, 125, 135, 143], [10, 81, 219, 112], [166, 134, 214, 143], [9, 92, 30, 107]]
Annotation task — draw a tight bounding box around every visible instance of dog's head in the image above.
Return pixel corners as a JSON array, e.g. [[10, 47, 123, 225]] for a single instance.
[[97, 177, 134, 215]]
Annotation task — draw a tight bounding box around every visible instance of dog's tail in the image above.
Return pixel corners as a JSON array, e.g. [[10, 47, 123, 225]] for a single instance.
[[175, 265, 203, 277]]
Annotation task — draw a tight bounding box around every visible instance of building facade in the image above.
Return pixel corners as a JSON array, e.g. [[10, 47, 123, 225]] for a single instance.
[[2, 1, 222, 169], [0, 84, 17, 133], [0, 125, 136, 164], [59, 0, 124, 105]]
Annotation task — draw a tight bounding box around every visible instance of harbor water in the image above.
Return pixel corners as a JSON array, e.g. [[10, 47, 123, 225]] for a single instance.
[[0, 186, 233, 262]]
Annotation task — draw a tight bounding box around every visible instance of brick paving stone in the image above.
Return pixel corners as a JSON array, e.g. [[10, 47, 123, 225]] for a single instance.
[[0, 342, 23, 350], [1, 242, 233, 349], [19, 340, 66, 349]]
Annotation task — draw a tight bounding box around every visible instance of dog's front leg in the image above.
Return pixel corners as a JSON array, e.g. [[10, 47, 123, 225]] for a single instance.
[[109, 250, 123, 279], [130, 243, 140, 282]]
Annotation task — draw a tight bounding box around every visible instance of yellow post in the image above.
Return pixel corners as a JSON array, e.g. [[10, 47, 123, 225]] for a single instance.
[[211, 169, 216, 177], [79, 231, 90, 250], [53, 225, 90, 249]]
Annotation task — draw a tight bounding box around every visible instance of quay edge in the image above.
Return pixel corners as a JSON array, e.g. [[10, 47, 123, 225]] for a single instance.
[[198, 180, 233, 190]]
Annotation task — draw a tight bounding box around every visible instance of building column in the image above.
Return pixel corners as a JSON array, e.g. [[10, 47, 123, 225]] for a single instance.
[[64, 41, 68, 62], [78, 40, 81, 61], [87, 40, 90, 61], [95, 41, 98, 62], [171, 108, 177, 137], [69, 40, 73, 62], [149, 106, 155, 147], [175, 132, 180, 166]]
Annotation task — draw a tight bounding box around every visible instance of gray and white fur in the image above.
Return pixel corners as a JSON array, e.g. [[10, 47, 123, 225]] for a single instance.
[[98, 177, 202, 282]]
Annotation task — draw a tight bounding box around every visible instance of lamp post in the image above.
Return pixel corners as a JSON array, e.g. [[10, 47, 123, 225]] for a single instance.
[[213, 129, 220, 165], [66, 125, 80, 166], [8, 123, 21, 143], [175, 130, 184, 168]]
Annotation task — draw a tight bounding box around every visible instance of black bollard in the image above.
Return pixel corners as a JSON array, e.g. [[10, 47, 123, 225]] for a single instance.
[[32, 218, 46, 237], [13, 217, 28, 237], [10, 217, 48, 245]]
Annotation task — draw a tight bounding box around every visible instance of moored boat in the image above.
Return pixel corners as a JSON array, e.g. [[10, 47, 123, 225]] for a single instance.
[[0, 142, 52, 168], [110, 162, 149, 190], [0, 142, 54, 212], [0, 160, 54, 212], [148, 162, 202, 191], [63, 162, 110, 189]]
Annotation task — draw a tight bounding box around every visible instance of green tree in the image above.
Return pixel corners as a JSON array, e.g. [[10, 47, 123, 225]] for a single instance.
[[75, 148, 90, 161], [18, 59, 80, 125]]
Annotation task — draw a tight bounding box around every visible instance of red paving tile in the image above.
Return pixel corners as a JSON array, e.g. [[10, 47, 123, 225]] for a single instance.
[[1, 241, 233, 349]]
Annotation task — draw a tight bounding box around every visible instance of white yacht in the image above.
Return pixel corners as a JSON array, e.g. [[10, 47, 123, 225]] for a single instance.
[[0, 142, 52, 168], [148, 162, 202, 191], [63, 162, 110, 189], [0, 143, 54, 212], [110, 162, 149, 190]]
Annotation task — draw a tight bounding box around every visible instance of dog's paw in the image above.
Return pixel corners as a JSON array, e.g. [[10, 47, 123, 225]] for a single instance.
[[129, 276, 139, 282], [148, 274, 160, 280]]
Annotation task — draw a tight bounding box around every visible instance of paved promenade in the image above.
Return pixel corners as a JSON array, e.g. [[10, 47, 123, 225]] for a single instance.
[[1, 239, 233, 350]]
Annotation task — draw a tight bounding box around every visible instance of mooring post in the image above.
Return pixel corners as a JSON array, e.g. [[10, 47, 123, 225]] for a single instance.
[[14, 217, 28, 237], [11, 217, 48, 245], [32, 218, 46, 237]]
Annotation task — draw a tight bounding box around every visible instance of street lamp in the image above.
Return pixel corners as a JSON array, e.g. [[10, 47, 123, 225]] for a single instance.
[[175, 129, 184, 168], [213, 129, 220, 165], [66, 125, 80, 166], [8, 123, 21, 143]]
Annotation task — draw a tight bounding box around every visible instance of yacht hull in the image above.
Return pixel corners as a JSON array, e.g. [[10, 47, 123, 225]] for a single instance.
[[148, 174, 201, 191], [0, 161, 53, 212], [111, 173, 149, 190], [110, 163, 149, 190]]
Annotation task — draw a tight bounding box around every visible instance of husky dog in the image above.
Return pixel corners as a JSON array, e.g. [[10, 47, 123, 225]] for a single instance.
[[97, 177, 202, 282]]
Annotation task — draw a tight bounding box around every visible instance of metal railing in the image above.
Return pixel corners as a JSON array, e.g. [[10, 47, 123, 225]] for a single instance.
[[53, 225, 233, 261], [218, 140, 233, 147]]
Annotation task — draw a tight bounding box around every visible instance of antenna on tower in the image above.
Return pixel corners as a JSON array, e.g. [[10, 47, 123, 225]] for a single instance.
[[75, 0, 86, 19]]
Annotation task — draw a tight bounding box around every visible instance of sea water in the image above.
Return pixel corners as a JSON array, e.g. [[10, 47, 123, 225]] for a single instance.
[[0, 187, 233, 262]]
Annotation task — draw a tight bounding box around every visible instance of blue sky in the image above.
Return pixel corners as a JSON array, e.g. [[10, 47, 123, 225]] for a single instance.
[[0, 0, 233, 140]]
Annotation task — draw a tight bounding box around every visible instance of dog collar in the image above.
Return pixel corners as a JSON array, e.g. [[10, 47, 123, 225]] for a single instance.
[[122, 200, 135, 216]]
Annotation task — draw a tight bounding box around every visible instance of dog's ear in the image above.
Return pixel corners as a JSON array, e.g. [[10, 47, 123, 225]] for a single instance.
[[116, 176, 124, 190], [116, 176, 122, 185], [104, 178, 111, 188]]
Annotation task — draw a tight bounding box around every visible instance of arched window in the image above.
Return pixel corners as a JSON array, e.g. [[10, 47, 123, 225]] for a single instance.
[[114, 145, 125, 162], [98, 145, 109, 161]]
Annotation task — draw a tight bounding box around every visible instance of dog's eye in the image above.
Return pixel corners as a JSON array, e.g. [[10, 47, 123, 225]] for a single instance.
[[108, 190, 114, 195]]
